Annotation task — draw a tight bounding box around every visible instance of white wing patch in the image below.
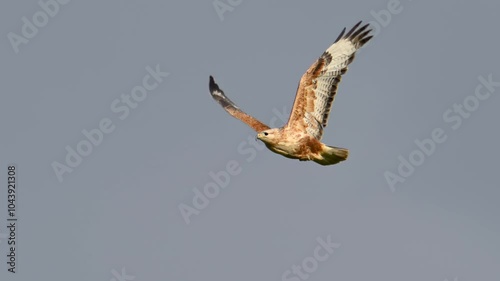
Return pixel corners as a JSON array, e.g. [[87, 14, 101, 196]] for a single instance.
[[304, 112, 323, 139], [308, 22, 372, 133], [309, 74, 342, 129]]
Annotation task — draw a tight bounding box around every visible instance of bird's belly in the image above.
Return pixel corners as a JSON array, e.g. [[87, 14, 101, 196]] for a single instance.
[[265, 142, 303, 159]]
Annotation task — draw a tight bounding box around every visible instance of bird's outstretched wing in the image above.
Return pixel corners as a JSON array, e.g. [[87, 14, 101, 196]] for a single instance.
[[286, 21, 373, 140], [209, 76, 270, 132]]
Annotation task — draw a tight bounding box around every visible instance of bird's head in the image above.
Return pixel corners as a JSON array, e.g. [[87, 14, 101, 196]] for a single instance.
[[256, 128, 281, 144]]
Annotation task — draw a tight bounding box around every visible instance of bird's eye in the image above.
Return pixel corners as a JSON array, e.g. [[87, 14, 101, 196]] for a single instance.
[[264, 132, 268, 136]]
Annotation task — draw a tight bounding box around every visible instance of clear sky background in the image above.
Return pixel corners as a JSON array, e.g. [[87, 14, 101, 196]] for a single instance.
[[1, 0, 499, 280]]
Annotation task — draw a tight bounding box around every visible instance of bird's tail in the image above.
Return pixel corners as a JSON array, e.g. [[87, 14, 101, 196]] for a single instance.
[[314, 145, 349, 166]]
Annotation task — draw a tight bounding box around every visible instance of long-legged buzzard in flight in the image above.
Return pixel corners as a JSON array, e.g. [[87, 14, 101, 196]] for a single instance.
[[209, 21, 372, 166]]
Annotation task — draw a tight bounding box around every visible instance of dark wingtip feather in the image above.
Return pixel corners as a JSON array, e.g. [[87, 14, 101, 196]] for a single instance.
[[358, 29, 372, 39], [341, 21, 374, 47], [209, 75, 219, 93], [334, 27, 346, 43], [208, 75, 239, 110], [344, 21, 363, 38], [333, 21, 373, 46], [349, 23, 369, 40], [360, 35, 373, 46]]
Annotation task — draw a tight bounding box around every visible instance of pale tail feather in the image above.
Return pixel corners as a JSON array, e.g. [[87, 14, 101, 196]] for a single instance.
[[313, 145, 349, 166]]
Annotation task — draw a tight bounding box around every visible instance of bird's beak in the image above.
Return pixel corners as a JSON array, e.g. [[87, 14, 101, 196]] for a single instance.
[[256, 132, 264, 141]]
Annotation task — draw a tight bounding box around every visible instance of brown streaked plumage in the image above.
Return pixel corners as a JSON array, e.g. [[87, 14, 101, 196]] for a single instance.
[[209, 21, 373, 166]]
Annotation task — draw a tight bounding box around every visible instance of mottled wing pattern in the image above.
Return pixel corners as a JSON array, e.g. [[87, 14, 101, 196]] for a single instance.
[[286, 21, 373, 140], [209, 76, 270, 132]]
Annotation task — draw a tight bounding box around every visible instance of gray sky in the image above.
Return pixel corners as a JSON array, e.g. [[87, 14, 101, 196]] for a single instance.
[[1, 0, 499, 280]]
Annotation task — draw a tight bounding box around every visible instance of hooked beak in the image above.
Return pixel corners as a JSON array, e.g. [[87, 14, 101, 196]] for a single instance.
[[256, 132, 264, 140]]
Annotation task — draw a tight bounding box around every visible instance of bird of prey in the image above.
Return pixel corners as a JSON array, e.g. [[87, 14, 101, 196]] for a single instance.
[[209, 21, 372, 165]]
